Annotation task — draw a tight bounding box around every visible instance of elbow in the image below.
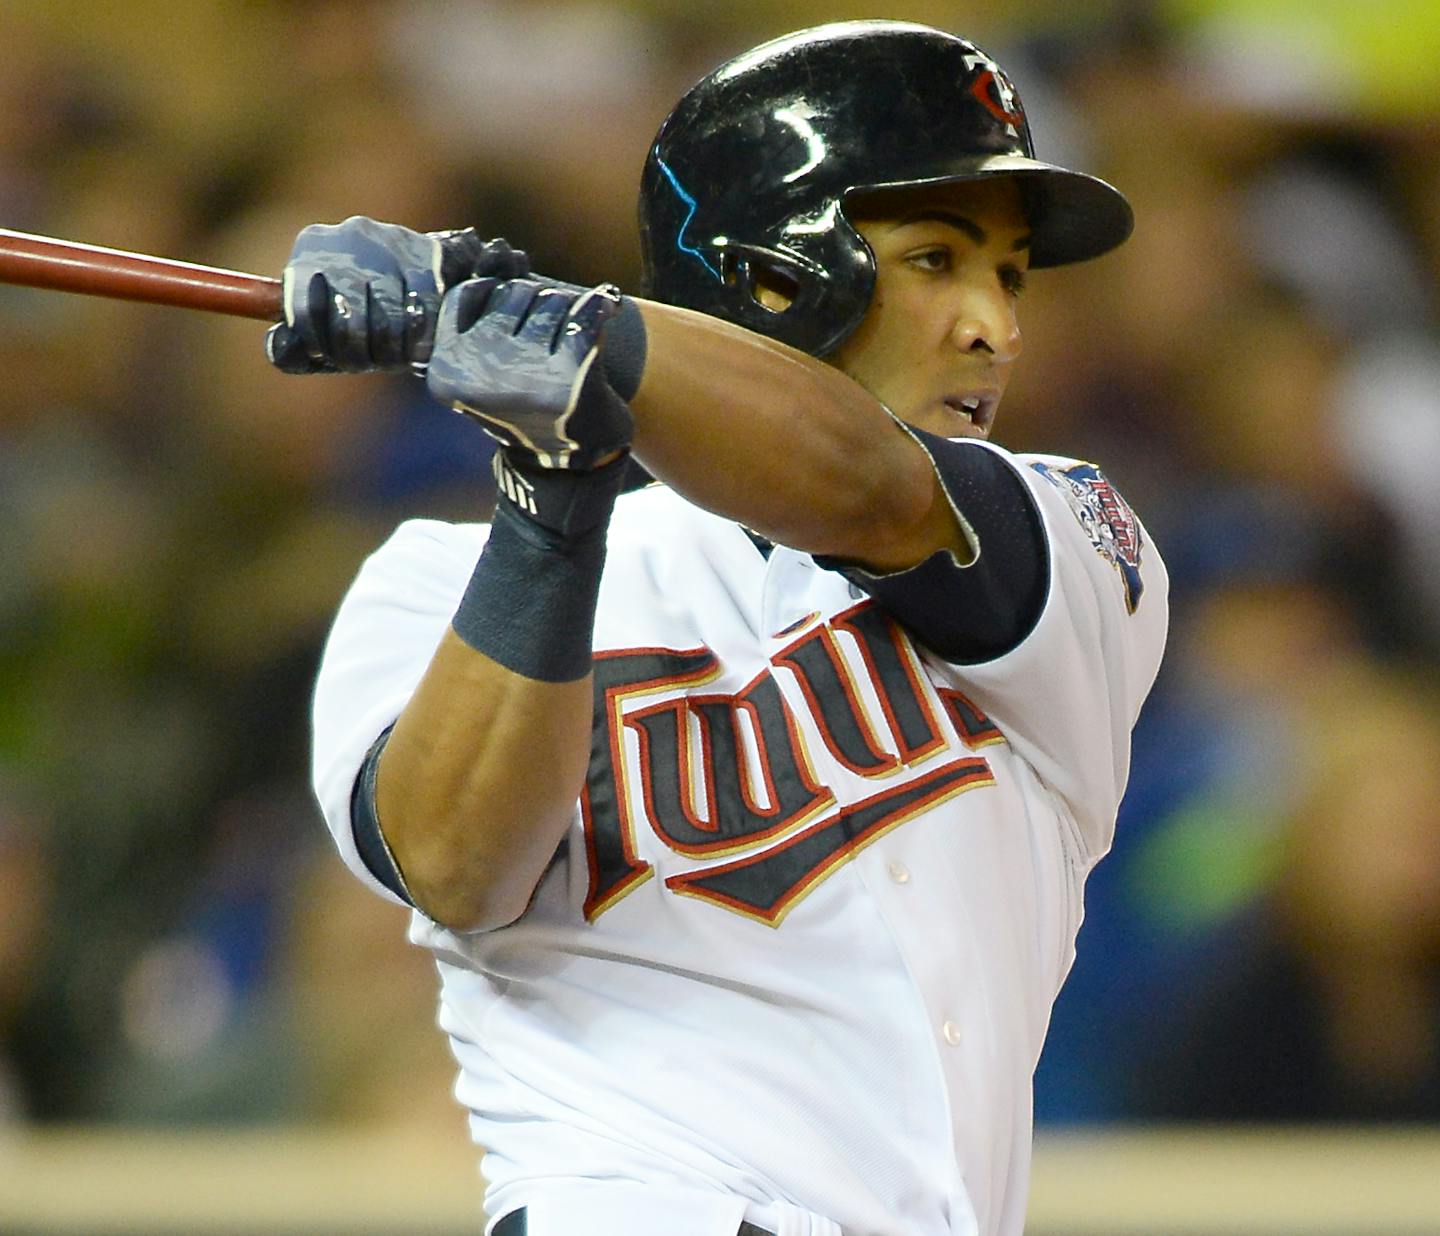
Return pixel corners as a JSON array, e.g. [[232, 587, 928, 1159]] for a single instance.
[[405, 850, 536, 934], [420, 882, 530, 934], [777, 372, 939, 552], [821, 419, 942, 566], [385, 798, 565, 933], [374, 735, 578, 934], [858, 436, 938, 531]]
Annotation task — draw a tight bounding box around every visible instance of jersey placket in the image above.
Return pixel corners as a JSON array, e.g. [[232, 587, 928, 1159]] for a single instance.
[[760, 546, 1008, 1221], [859, 822, 1006, 1228]]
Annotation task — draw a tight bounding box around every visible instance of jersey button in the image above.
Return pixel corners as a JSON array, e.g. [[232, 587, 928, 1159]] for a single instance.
[[887, 860, 910, 885], [942, 1020, 962, 1047]]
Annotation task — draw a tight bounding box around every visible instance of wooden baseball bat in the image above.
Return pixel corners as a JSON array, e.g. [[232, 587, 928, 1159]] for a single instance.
[[0, 227, 283, 320]]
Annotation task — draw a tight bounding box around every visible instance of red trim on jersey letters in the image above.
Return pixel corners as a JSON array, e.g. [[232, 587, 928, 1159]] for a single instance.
[[937, 687, 1007, 750], [624, 681, 836, 859], [772, 620, 901, 777], [771, 610, 822, 640], [831, 602, 949, 767], [582, 631, 1009, 926], [582, 646, 722, 920], [690, 676, 835, 829]]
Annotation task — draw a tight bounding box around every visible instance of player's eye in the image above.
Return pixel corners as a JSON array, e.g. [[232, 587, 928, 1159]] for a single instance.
[[999, 264, 1027, 297], [905, 246, 951, 273]]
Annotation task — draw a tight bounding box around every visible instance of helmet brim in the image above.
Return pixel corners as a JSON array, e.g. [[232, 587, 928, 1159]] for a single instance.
[[854, 154, 1135, 269]]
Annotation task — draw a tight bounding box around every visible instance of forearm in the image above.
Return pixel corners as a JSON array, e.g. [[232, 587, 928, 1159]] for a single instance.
[[628, 300, 966, 571], [375, 631, 590, 931]]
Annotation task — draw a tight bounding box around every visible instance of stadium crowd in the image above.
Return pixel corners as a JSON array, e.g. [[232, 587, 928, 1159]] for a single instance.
[[1, 0, 1438, 1131]]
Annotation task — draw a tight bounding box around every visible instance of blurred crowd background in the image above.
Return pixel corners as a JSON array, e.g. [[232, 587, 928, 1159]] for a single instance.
[[1, 0, 1438, 1140]]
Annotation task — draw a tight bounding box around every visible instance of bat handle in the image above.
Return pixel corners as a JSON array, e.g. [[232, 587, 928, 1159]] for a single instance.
[[0, 227, 283, 320]]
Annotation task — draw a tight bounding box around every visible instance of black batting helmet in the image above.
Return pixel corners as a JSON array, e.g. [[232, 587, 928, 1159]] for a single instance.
[[638, 20, 1133, 357]]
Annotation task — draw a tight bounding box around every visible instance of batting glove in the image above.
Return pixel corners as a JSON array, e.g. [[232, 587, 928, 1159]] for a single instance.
[[265, 217, 530, 374], [425, 277, 637, 470]]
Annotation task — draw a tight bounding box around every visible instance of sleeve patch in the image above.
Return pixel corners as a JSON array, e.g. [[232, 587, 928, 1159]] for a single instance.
[[1031, 461, 1145, 614]]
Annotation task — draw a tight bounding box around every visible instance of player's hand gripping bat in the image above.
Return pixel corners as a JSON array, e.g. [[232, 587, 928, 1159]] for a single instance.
[[0, 223, 531, 372]]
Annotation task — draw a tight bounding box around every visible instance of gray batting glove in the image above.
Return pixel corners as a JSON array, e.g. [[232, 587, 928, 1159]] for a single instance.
[[265, 217, 530, 375], [426, 277, 636, 470]]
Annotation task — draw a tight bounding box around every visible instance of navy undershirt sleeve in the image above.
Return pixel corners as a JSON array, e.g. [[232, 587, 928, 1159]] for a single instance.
[[816, 431, 1048, 663], [350, 724, 416, 905]]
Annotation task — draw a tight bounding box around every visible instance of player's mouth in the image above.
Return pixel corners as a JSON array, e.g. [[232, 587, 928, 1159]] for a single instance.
[[942, 392, 998, 436]]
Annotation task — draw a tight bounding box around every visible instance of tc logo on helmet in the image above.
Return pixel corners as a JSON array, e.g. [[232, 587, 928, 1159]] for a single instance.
[[962, 53, 1025, 131]]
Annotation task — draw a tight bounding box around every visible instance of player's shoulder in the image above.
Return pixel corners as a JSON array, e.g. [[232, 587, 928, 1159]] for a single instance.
[[1010, 449, 1162, 619], [364, 487, 723, 583], [342, 517, 491, 612], [362, 485, 729, 587], [364, 516, 489, 570], [391, 514, 489, 543], [991, 446, 1146, 520], [1013, 449, 1088, 470], [959, 443, 1149, 525], [992, 445, 1098, 479]]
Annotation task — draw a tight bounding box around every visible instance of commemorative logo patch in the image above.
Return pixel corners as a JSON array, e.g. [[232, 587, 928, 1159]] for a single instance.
[[1032, 461, 1145, 614]]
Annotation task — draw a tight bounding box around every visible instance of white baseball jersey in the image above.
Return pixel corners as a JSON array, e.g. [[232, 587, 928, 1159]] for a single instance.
[[312, 440, 1167, 1236]]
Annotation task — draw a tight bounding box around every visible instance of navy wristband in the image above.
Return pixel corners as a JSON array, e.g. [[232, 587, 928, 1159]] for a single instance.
[[450, 453, 627, 681]]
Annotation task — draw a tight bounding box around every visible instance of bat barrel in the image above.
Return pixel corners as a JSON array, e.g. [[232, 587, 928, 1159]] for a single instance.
[[0, 228, 283, 321]]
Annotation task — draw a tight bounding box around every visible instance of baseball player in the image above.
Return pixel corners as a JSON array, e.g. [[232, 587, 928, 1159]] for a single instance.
[[295, 21, 1167, 1236]]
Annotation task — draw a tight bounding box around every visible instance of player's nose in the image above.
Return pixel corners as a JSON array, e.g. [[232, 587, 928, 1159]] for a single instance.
[[949, 291, 1021, 363]]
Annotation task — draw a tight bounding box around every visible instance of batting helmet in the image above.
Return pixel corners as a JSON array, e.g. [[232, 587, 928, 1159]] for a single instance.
[[638, 20, 1133, 357]]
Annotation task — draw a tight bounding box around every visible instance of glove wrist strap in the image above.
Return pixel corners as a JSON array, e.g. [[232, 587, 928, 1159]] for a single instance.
[[492, 448, 629, 538], [599, 296, 647, 402]]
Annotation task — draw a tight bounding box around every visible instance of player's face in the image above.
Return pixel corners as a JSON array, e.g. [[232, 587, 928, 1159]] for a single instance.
[[829, 178, 1030, 440]]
